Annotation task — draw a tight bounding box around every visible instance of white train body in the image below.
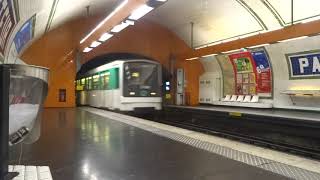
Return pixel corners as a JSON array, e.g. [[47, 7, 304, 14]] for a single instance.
[[76, 59, 162, 111]]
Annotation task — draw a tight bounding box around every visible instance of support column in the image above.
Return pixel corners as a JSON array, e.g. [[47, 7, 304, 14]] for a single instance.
[[0, 65, 9, 180]]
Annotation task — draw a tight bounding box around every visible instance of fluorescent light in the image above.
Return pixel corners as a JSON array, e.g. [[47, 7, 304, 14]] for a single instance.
[[83, 47, 93, 53], [301, 16, 320, 24], [247, 43, 270, 49], [129, 92, 135, 95], [186, 57, 198, 61], [278, 36, 308, 43], [221, 37, 240, 43], [111, 20, 134, 33], [195, 45, 207, 50], [222, 49, 241, 54], [202, 54, 217, 58], [80, 0, 128, 44], [150, 92, 157, 95], [129, 4, 154, 20], [99, 33, 113, 42], [90, 41, 101, 48], [208, 41, 222, 46]]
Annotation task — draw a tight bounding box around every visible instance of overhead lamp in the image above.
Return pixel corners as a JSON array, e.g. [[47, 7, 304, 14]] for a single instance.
[[301, 16, 320, 24], [186, 57, 198, 61], [222, 49, 241, 54], [194, 45, 207, 50], [278, 36, 308, 43], [83, 47, 93, 53], [111, 20, 134, 33], [202, 54, 217, 58], [247, 43, 270, 49], [80, 0, 129, 44], [99, 33, 113, 42], [128, 4, 154, 20], [90, 41, 101, 48]]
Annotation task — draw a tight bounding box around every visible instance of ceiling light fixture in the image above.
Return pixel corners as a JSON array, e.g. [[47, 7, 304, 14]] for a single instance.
[[247, 43, 270, 49], [99, 33, 113, 42], [202, 54, 218, 58], [90, 41, 101, 48], [129, 4, 154, 20], [222, 49, 241, 54], [80, 0, 129, 44], [186, 57, 198, 61], [111, 20, 134, 33], [83, 47, 93, 53], [301, 16, 320, 24], [278, 36, 308, 43]]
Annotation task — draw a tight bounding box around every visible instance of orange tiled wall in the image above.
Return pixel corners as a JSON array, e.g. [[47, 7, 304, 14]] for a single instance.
[[22, 17, 204, 107]]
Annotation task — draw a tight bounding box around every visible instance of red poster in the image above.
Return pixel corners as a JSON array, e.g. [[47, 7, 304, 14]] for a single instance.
[[229, 52, 258, 95]]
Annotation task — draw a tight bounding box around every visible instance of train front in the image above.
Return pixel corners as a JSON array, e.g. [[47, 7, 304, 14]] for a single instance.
[[121, 60, 162, 112]]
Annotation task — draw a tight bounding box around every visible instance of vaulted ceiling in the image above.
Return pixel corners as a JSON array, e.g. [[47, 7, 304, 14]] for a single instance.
[[2, 0, 320, 63]]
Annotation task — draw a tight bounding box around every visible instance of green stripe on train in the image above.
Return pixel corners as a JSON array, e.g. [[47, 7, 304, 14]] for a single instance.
[[108, 68, 119, 89]]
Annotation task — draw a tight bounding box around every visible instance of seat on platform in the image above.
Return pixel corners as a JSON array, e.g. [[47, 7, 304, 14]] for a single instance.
[[237, 95, 244, 102], [251, 95, 259, 103], [230, 95, 238, 102], [243, 95, 252, 102], [222, 95, 231, 101]]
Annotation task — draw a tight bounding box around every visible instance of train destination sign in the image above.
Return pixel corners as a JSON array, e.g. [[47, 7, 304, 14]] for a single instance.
[[286, 51, 320, 79]]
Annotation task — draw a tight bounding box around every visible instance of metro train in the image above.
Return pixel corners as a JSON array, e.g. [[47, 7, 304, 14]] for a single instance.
[[75, 59, 162, 111]]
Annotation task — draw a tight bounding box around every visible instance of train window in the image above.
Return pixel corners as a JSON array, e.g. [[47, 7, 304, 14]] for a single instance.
[[92, 74, 100, 90], [81, 78, 85, 85], [87, 77, 93, 90], [101, 71, 110, 90], [123, 62, 160, 97]]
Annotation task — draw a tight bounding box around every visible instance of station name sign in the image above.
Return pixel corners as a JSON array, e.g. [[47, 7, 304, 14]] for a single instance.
[[286, 51, 320, 79]]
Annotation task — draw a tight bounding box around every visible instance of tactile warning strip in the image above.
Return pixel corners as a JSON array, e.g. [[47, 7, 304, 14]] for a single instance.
[[82, 107, 320, 180], [8, 165, 52, 180]]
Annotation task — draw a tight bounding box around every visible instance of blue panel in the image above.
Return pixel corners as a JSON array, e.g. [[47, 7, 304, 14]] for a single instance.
[[14, 17, 34, 53], [251, 50, 270, 72], [288, 52, 320, 78]]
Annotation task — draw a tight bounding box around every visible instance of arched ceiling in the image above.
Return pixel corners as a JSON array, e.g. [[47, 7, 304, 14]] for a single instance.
[[2, 0, 320, 63], [147, 0, 320, 48]]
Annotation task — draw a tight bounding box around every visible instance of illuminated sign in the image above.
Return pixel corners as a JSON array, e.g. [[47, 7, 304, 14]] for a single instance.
[[286, 51, 320, 79], [14, 15, 35, 53], [0, 0, 17, 55]]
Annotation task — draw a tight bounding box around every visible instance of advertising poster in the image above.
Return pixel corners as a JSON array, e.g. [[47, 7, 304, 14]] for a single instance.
[[229, 52, 257, 95], [251, 50, 272, 95], [14, 15, 35, 53], [0, 0, 18, 55]]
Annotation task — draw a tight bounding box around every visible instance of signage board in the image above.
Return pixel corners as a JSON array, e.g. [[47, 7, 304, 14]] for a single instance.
[[14, 16, 35, 53], [286, 51, 320, 79], [0, 0, 18, 55]]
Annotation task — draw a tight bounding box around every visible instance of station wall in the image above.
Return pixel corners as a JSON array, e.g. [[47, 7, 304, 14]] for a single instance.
[[200, 35, 320, 111], [21, 16, 102, 107]]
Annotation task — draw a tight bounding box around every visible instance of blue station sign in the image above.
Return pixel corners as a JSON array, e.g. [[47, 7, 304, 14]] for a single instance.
[[287, 51, 320, 79]]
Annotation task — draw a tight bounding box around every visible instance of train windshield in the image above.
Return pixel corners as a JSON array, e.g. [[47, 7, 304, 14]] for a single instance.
[[123, 62, 161, 97]]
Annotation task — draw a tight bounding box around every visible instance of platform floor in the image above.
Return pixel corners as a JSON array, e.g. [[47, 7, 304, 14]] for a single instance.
[[9, 108, 320, 180], [167, 105, 320, 121]]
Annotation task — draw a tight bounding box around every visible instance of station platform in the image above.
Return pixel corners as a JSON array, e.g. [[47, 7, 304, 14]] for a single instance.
[[9, 107, 320, 180], [166, 105, 320, 122]]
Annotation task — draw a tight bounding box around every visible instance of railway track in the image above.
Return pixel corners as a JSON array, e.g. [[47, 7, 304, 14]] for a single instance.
[[153, 119, 320, 160]]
